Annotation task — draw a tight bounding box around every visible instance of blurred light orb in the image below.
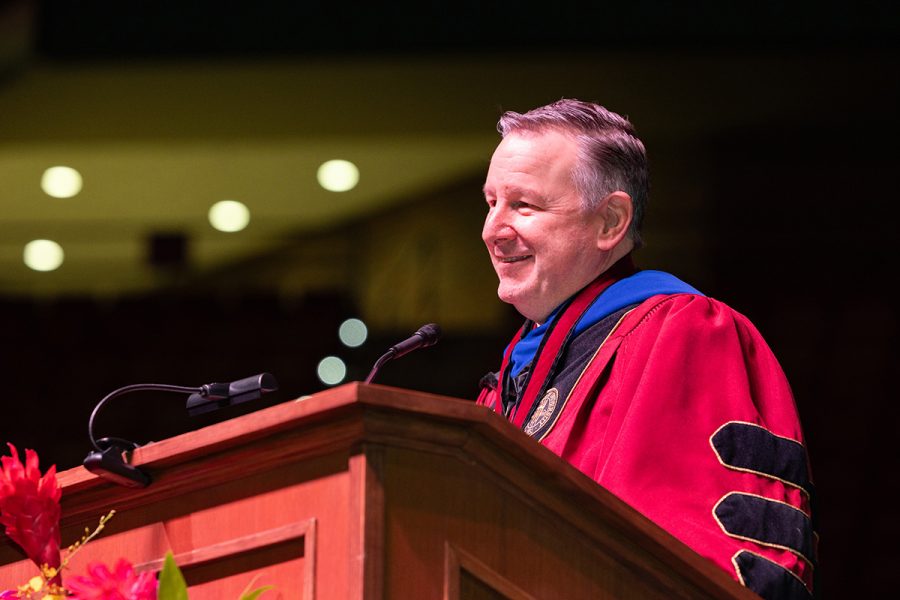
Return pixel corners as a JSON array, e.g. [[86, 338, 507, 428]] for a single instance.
[[208, 200, 250, 232], [338, 318, 368, 347], [317, 159, 359, 192], [41, 166, 83, 198], [24, 239, 65, 271], [317, 356, 347, 386]]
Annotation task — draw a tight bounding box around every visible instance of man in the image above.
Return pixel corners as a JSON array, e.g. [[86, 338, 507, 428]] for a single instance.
[[477, 99, 816, 600]]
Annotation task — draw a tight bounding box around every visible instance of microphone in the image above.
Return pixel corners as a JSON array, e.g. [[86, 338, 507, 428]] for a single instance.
[[83, 373, 278, 487], [186, 372, 278, 416], [364, 323, 442, 384]]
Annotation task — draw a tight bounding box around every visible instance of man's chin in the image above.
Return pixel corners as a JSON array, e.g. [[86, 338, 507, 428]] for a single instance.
[[497, 286, 531, 316], [496, 285, 521, 306]]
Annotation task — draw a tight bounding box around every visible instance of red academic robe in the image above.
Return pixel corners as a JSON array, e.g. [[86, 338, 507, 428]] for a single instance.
[[479, 293, 816, 599]]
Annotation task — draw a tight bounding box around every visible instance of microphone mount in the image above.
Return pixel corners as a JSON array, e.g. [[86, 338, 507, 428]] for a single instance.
[[83, 373, 278, 488], [365, 323, 441, 384]]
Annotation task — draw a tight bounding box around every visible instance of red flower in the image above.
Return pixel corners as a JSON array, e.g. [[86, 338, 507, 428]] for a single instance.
[[66, 559, 158, 600], [0, 443, 61, 574]]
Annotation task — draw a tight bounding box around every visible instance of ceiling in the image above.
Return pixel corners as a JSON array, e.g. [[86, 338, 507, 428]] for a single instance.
[[1, 0, 897, 297], [0, 55, 503, 296]]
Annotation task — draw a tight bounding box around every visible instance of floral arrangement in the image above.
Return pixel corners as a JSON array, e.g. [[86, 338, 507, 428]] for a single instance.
[[0, 444, 271, 599]]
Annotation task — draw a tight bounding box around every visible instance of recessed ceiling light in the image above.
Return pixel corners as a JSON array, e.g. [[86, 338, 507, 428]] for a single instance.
[[208, 200, 250, 232], [317, 159, 359, 192], [23, 239, 65, 271], [41, 166, 83, 198]]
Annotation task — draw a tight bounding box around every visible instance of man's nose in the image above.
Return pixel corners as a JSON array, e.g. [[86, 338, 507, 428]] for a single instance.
[[483, 208, 514, 244]]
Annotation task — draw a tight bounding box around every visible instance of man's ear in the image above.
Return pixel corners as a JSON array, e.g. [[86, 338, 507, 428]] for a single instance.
[[596, 191, 634, 251]]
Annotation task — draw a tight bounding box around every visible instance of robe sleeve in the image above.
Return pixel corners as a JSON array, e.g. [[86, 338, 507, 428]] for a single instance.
[[544, 294, 816, 599]]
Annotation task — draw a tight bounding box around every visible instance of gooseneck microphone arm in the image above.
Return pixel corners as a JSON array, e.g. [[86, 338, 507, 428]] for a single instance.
[[88, 383, 200, 452], [365, 323, 442, 384], [364, 353, 394, 384], [84, 383, 203, 489], [83, 373, 278, 488]]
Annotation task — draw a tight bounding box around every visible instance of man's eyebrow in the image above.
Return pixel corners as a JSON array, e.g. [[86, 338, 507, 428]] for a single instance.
[[482, 185, 537, 198]]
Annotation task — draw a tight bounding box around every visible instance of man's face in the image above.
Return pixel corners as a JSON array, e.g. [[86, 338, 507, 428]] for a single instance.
[[482, 130, 607, 322]]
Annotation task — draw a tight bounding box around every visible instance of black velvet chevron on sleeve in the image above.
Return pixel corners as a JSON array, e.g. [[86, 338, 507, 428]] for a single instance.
[[711, 422, 812, 494], [715, 492, 814, 562], [734, 551, 812, 600]]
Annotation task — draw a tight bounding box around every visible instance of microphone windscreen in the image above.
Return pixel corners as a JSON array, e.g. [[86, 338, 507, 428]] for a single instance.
[[417, 323, 442, 346]]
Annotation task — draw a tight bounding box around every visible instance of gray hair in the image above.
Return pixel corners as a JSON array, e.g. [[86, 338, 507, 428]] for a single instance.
[[497, 99, 649, 249]]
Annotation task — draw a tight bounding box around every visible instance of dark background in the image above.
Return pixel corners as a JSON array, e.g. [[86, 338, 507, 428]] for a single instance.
[[2, 1, 899, 597]]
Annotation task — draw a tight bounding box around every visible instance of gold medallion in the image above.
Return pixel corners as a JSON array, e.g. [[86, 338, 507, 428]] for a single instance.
[[524, 387, 559, 436]]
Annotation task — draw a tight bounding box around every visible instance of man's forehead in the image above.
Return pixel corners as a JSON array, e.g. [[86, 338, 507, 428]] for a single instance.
[[493, 130, 575, 167], [484, 131, 578, 192]]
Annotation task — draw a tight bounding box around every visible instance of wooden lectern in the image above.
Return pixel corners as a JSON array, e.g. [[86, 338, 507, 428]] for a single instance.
[[0, 383, 758, 599]]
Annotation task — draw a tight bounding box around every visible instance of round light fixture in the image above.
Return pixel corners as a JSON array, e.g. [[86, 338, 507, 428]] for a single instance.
[[208, 200, 251, 232], [317, 159, 359, 192], [41, 166, 83, 198], [24, 239, 65, 271]]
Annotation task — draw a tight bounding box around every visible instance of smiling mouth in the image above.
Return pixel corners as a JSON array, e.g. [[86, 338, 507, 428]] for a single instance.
[[498, 255, 531, 264]]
